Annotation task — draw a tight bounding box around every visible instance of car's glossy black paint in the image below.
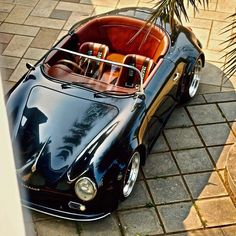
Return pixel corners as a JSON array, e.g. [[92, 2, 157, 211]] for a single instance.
[[6, 7, 204, 221]]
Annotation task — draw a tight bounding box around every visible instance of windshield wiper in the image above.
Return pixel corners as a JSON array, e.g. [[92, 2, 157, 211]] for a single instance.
[[94, 89, 129, 98], [61, 81, 91, 89]]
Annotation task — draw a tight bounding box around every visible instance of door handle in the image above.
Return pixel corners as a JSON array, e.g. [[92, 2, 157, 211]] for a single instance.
[[173, 72, 181, 81]]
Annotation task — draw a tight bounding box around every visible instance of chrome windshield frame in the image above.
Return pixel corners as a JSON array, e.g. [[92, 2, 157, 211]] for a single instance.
[[43, 47, 144, 94]]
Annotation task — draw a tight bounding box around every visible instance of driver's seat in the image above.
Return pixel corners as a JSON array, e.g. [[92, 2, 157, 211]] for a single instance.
[[78, 42, 109, 77], [116, 54, 154, 88]]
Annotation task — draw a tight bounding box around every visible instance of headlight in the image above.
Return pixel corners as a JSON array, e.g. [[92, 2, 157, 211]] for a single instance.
[[74, 177, 97, 201]]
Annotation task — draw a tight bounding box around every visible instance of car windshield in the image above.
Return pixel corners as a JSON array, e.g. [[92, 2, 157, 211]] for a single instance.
[[42, 47, 143, 95]]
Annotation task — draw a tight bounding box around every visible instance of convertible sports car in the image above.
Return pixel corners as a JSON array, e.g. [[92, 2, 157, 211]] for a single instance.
[[6, 7, 204, 221]]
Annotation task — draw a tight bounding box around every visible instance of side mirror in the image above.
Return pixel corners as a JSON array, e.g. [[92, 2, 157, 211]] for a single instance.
[[26, 63, 35, 71]]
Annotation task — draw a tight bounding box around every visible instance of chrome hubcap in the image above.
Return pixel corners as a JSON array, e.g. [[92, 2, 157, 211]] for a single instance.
[[189, 59, 202, 98], [123, 152, 140, 198]]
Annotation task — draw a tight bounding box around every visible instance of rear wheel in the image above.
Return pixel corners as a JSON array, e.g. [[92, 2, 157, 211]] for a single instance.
[[180, 58, 202, 102], [122, 151, 140, 199]]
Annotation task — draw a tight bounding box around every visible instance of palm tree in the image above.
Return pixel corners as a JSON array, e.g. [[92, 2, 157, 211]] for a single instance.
[[149, 0, 235, 79]]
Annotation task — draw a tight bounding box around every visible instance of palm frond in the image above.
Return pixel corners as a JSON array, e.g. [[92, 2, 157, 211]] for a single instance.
[[148, 0, 209, 28], [222, 13, 236, 80]]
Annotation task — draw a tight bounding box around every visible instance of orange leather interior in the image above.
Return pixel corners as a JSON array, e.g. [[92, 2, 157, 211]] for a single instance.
[[106, 53, 125, 63], [75, 16, 169, 63], [116, 54, 154, 88], [45, 15, 169, 90]]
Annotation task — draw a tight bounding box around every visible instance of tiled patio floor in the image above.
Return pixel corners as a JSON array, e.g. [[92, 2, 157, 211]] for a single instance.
[[1, 0, 236, 235]]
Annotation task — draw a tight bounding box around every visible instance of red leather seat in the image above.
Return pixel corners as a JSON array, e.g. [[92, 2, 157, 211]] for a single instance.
[[78, 42, 109, 78], [79, 42, 109, 59], [116, 54, 154, 88]]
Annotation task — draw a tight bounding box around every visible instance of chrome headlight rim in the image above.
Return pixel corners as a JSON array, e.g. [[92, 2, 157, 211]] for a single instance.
[[74, 177, 97, 202]]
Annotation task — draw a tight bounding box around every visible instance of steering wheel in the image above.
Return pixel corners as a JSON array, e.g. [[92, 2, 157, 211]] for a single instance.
[[57, 59, 84, 73]]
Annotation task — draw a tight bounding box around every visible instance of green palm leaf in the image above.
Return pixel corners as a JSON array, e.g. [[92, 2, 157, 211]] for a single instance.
[[222, 13, 236, 80], [148, 0, 209, 28]]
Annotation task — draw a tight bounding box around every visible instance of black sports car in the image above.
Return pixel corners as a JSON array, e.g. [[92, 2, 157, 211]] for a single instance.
[[6, 7, 204, 221]]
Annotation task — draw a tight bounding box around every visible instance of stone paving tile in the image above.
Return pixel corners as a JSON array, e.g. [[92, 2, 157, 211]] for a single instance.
[[150, 133, 169, 153], [184, 171, 228, 199], [34, 218, 78, 235], [93, 6, 115, 15], [143, 152, 179, 178], [185, 94, 206, 105], [62, 0, 79, 2], [2, 80, 16, 94], [79, 214, 121, 236], [31, 28, 60, 49], [117, 0, 139, 8], [207, 39, 228, 53], [197, 123, 236, 146], [0, 12, 7, 21], [63, 12, 90, 30], [205, 49, 225, 64], [210, 21, 231, 42], [80, 0, 117, 8], [0, 67, 13, 81], [158, 202, 203, 233], [119, 208, 163, 235], [119, 181, 152, 209], [3, 35, 33, 57], [191, 27, 209, 49], [148, 176, 191, 204], [196, 9, 231, 22], [5, 5, 32, 24], [218, 102, 236, 121], [25, 16, 65, 30], [32, 211, 55, 222], [50, 9, 72, 20], [187, 104, 225, 125], [221, 225, 236, 236], [204, 92, 236, 103], [171, 228, 225, 236], [198, 83, 221, 94], [165, 107, 192, 128], [184, 17, 212, 30], [56, 2, 95, 13], [165, 127, 203, 150], [200, 62, 223, 86], [15, 0, 39, 7], [173, 148, 214, 174], [138, 0, 156, 8], [0, 43, 7, 54], [22, 208, 37, 236], [0, 32, 13, 44], [24, 47, 47, 60], [196, 197, 236, 227], [217, 0, 236, 14], [9, 58, 37, 82], [0, 55, 20, 69], [208, 145, 232, 169], [31, 0, 58, 17], [0, 23, 40, 37], [0, 3, 14, 12]]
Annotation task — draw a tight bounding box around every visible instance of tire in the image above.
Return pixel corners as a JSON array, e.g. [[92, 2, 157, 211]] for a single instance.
[[180, 58, 203, 102], [121, 151, 140, 199]]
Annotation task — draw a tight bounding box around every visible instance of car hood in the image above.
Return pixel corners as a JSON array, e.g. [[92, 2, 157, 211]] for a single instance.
[[13, 86, 118, 184]]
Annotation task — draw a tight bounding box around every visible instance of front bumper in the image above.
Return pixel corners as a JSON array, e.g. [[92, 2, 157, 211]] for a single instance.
[[22, 200, 110, 221], [20, 184, 117, 221]]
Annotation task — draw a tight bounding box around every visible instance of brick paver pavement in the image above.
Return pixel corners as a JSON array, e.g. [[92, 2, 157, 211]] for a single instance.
[[1, 0, 236, 235]]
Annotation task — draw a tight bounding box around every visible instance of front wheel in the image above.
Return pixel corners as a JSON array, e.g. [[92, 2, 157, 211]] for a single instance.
[[180, 58, 203, 102], [122, 151, 140, 199]]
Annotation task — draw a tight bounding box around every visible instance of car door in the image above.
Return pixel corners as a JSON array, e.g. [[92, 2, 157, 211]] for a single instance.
[[141, 59, 185, 148]]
